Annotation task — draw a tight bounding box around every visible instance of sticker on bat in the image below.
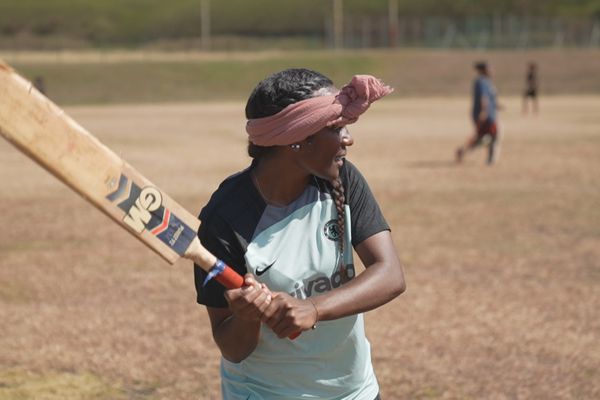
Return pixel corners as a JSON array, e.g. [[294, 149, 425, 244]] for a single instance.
[[105, 173, 197, 255], [122, 186, 162, 233]]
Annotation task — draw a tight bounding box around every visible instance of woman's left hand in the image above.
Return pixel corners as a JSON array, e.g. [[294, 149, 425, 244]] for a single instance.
[[260, 293, 318, 338]]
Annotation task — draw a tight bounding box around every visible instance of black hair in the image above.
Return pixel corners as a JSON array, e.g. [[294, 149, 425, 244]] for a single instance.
[[245, 68, 333, 119], [246, 68, 333, 158], [474, 61, 488, 73]]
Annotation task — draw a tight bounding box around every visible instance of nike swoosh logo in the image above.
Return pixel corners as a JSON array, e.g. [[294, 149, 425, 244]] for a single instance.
[[256, 261, 275, 276]]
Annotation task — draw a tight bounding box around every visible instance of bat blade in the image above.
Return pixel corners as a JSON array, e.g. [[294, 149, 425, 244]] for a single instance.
[[0, 59, 243, 289]]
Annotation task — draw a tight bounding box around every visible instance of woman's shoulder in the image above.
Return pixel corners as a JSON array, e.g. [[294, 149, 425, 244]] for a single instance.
[[342, 158, 360, 174], [199, 167, 254, 222], [341, 158, 367, 186]]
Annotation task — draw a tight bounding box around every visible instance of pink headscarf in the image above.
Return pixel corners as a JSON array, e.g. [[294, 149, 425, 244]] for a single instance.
[[246, 75, 393, 146]]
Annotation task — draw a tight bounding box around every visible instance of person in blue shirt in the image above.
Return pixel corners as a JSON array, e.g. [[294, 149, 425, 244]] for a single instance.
[[456, 61, 500, 165]]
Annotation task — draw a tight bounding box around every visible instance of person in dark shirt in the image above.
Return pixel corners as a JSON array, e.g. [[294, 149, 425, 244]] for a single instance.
[[456, 61, 501, 165], [522, 62, 539, 115], [33, 76, 47, 96]]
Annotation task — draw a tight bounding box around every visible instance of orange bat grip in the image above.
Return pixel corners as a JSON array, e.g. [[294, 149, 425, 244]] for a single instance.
[[214, 265, 245, 289], [213, 263, 301, 340]]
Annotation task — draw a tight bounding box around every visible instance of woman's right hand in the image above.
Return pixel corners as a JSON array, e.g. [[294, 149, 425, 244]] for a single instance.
[[208, 274, 272, 363], [224, 274, 272, 322], [261, 292, 319, 338]]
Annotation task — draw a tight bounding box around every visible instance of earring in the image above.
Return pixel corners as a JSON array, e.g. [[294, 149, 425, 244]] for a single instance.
[[290, 144, 301, 150]]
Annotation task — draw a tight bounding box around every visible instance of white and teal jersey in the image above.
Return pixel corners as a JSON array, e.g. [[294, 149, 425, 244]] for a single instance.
[[195, 160, 389, 400]]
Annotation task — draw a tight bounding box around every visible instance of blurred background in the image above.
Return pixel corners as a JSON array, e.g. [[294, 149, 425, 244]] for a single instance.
[[1, 1, 599, 400], [2, 0, 600, 50], [1, 0, 600, 103]]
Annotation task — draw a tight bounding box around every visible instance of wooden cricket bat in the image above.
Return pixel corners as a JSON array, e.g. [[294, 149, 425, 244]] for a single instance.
[[0, 59, 244, 290]]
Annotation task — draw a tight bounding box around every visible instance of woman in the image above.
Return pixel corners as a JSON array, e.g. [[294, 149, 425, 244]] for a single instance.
[[194, 68, 405, 399]]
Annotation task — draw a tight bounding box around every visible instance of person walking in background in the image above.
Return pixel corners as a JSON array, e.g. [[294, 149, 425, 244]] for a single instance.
[[456, 61, 500, 165], [195, 68, 405, 399], [522, 62, 539, 115], [33, 76, 46, 96]]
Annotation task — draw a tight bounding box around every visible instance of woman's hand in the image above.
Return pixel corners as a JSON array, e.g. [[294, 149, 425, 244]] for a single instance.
[[207, 274, 273, 363], [261, 293, 319, 338], [224, 274, 272, 322]]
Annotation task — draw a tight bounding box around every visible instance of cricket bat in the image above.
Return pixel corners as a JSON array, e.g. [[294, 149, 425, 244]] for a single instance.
[[0, 60, 244, 290]]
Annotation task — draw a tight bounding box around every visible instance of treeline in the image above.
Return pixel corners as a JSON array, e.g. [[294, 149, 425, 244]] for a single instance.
[[1, 0, 599, 48]]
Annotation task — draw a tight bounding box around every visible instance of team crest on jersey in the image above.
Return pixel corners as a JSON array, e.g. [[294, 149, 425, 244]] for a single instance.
[[324, 219, 341, 241]]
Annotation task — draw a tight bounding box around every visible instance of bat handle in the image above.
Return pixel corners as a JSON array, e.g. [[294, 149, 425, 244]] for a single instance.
[[187, 240, 302, 340], [288, 331, 301, 340], [214, 265, 245, 289], [214, 263, 301, 340]]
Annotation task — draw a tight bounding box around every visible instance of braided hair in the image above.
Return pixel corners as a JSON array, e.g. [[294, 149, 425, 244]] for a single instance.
[[245, 68, 348, 272]]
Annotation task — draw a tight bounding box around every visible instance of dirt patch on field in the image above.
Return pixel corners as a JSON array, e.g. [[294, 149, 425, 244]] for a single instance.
[[1, 97, 599, 399]]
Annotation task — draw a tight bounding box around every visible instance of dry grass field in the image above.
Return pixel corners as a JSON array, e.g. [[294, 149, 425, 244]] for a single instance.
[[1, 95, 599, 399]]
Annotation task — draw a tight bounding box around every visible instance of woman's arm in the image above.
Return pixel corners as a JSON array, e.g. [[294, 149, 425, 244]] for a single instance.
[[261, 230, 405, 338], [206, 275, 272, 363], [310, 230, 405, 320]]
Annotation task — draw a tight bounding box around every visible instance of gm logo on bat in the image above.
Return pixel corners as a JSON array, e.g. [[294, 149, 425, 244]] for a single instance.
[[122, 185, 162, 233], [105, 173, 194, 256]]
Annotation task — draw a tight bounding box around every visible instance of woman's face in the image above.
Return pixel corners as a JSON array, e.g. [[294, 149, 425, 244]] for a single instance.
[[297, 125, 354, 181]]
